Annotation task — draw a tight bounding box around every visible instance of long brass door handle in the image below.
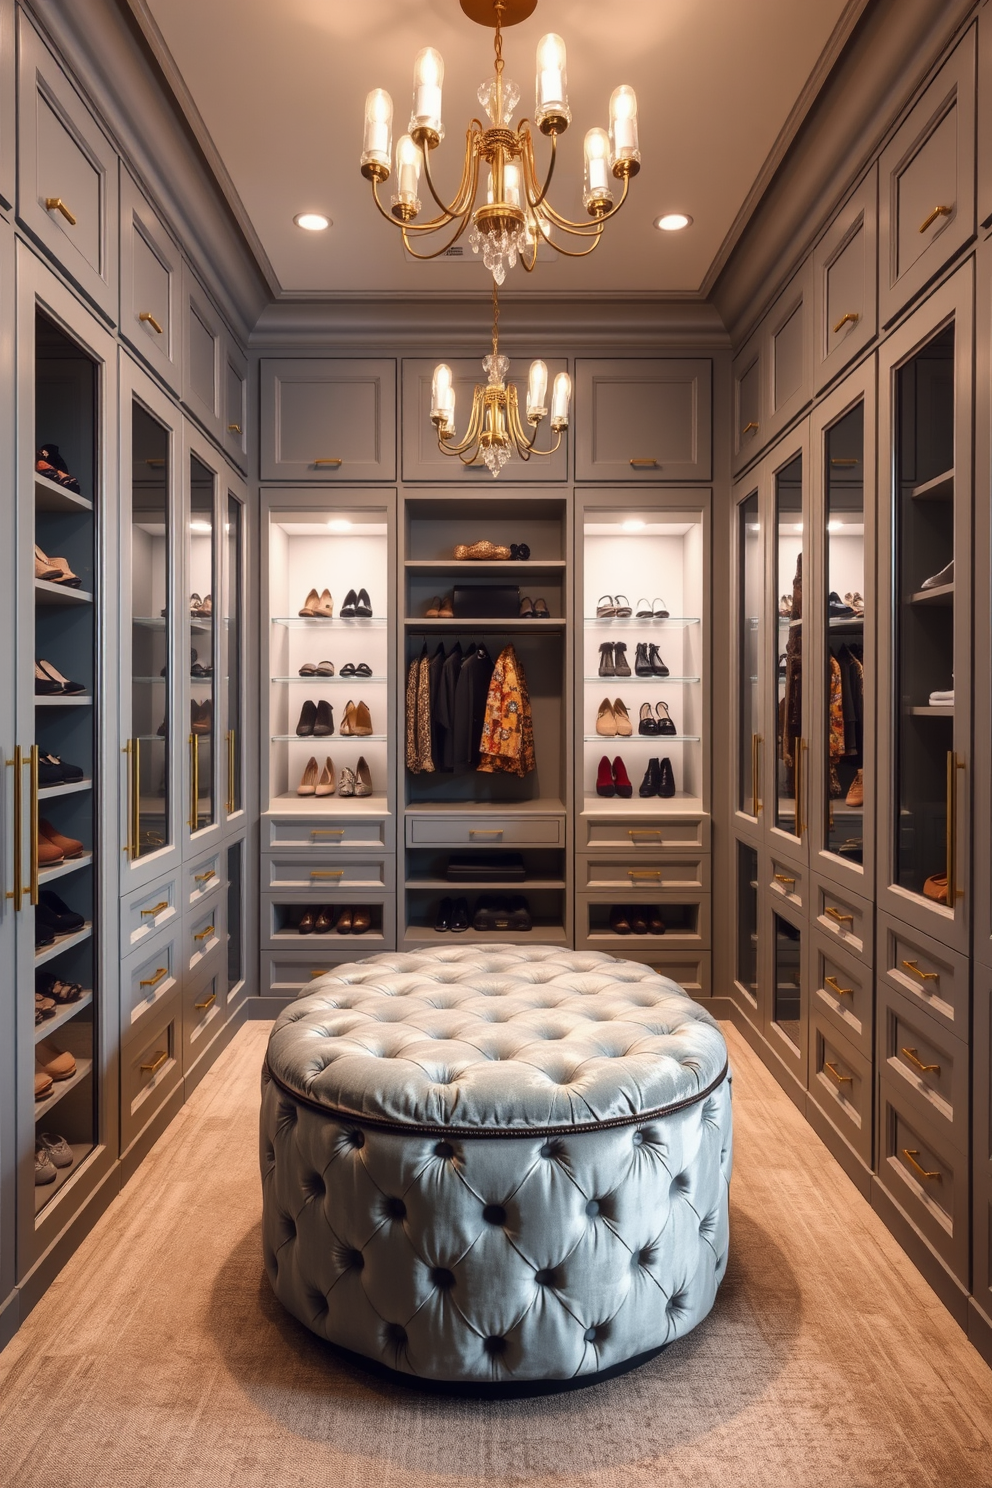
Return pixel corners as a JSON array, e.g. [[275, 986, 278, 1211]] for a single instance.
[[751, 733, 762, 818], [45, 196, 77, 225], [919, 205, 952, 234], [122, 737, 141, 860], [901, 1047, 940, 1075], [824, 975, 853, 998], [28, 746, 39, 906], [194, 991, 217, 1011], [832, 312, 860, 334], [139, 311, 164, 335], [901, 958, 938, 983], [5, 746, 30, 911], [946, 752, 965, 904], [227, 728, 236, 815], [139, 967, 169, 988], [824, 1061, 852, 1085], [188, 734, 198, 831], [140, 1050, 169, 1075], [901, 1148, 940, 1181]]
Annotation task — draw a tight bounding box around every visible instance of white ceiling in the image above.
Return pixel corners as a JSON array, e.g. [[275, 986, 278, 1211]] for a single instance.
[[141, 0, 857, 297]]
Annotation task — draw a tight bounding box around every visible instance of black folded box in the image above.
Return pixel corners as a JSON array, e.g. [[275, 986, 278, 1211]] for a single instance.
[[452, 584, 519, 618], [446, 851, 526, 882]]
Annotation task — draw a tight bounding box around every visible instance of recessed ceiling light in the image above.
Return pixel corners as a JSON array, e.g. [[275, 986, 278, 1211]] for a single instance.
[[654, 212, 693, 232], [621, 518, 646, 532], [189, 520, 212, 533], [327, 518, 352, 532], [294, 212, 331, 231]]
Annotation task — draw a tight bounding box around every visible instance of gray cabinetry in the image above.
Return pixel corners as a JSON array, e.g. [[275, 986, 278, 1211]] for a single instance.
[[223, 340, 248, 470], [732, 327, 762, 470], [732, 266, 813, 474], [181, 263, 223, 439], [974, 963, 992, 1343], [0, 0, 14, 211], [261, 358, 397, 482], [879, 27, 977, 327], [575, 359, 712, 482], [17, 16, 119, 322], [813, 169, 878, 392], [119, 169, 181, 394], [402, 357, 568, 482]]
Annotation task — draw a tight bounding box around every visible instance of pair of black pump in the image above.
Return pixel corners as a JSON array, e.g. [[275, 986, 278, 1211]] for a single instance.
[[639, 757, 676, 798], [341, 588, 373, 618], [598, 642, 669, 678]]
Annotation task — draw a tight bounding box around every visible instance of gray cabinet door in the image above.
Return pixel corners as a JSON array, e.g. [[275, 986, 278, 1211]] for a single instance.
[[402, 357, 568, 482], [223, 339, 248, 471], [181, 262, 223, 439], [119, 169, 181, 393], [762, 261, 813, 452], [575, 359, 711, 482], [813, 168, 878, 393], [879, 26, 976, 327], [0, 0, 14, 211], [732, 328, 763, 473], [261, 358, 396, 481], [17, 16, 119, 322], [973, 960, 992, 1337]]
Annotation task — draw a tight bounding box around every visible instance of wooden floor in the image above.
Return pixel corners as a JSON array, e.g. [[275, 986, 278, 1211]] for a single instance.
[[2, 1018, 992, 1488]]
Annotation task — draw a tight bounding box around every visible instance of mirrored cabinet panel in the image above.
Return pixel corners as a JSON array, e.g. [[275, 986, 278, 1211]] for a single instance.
[[188, 452, 217, 837], [735, 840, 759, 1007], [737, 490, 761, 818], [128, 405, 171, 863], [223, 492, 243, 817], [775, 452, 806, 841]]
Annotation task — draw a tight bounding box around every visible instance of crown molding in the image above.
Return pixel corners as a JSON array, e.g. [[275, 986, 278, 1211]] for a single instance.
[[250, 295, 731, 354], [711, 0, 978, 345]]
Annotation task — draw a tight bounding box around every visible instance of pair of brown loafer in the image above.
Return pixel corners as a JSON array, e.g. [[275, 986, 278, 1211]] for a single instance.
[[298, 905, 372, 935], [609, 905, 665, 935], [38, 818, 84, 867], [425, 595, 454, 618]]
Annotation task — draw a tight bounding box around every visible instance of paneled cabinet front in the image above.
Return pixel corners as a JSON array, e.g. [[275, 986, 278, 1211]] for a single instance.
[[17, 16, 119, 322], [119, 169, 181, 393], [0, 0, 14, 211], [402, 357, 568, 482], [574, 359, 712, 482], [878, 26, 976, 327], [261, 358, 397, 481], [813, 168, 878, 392], [181, 264, 223, 439], [732, 267, 813, 473]]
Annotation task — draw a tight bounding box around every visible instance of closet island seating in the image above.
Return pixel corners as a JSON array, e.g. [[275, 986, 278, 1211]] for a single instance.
[[260, 946, 732, 1387]]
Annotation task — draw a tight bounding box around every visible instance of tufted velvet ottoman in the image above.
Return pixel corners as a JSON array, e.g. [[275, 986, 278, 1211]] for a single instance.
[[260, 947, 732, 1388]]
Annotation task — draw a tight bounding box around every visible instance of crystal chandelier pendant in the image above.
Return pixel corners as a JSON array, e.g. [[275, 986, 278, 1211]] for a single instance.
[[482, 443, 512, 476], [469, 221, 527, 285], [478, 76, 520, 125]]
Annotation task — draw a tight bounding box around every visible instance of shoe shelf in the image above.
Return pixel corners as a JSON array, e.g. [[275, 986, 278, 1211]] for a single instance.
[[581, 793, 705, 815], [269, 928, 385, 947], [271, 734, 388, 744], [38, 852, 94, 886], [403, 925, 569, 947], [405, 797, 566, 815], [584, 616, 701, 628], [911, 469, 953, 501], [910, 705, 955, 716], [267, 792, 391, 815], [910, 584, 954, 606], [34, 579, 94, 607], [33, 1141, 92, 1217], [584, 734, 701, 744], [34, 471, 93, 513], [132, 615, 213, 635], [404, 617, 567, 630], [35, 991, 93, 1044], [405, 878, 568, 891], [38, 778, 92, 801], [33, 1057, 94, 1122], [404, 560, 568, 573], [271, 616, 387, 629], [35, 923, 93, 966], [35, 695, 93, 708], [584, 675, 700, 685], [271, 675, 384, 684]]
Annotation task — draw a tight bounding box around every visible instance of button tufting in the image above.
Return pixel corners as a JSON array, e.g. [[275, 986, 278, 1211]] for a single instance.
[[583, 1326, 598, 1343], [484, 1335, 507, 1356], [534, 1267, 558, 1287], [585, 1199, 600, 1218], [347, 1249, 364, 1271], [385, 1197, 406, 1220], [632, 1131, 644, 1147], [482, 1203, 507, 1226], [434, 1140, 455, 1158], [384, 1322, 407, 1346], [347, 1130, 365, 1149], [431, 1266, 455, 1290]]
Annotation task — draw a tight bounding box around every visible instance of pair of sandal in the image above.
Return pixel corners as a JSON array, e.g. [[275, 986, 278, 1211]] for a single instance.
[[190, 592, 212, 616], [35, 444, 81, 494], [596, 594, 633, 618], [635, 597, 670, 619], [35, 659, 86, 695], [35, 544, 81, 587], [519, 596, 550, 618], [426, 595, 454, 618], [298, 660, 336, 676]]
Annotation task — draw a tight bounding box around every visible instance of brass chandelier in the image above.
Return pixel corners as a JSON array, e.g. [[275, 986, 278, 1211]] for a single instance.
[[359, 0, 642, 285], [430, 280, 571, 475]]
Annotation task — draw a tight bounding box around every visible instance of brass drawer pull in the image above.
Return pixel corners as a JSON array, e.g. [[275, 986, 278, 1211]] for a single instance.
[[141, 901, 170, 917], [825, 906, 854, 924], [45, 196, 77, 225], [194, 991, 217, 1011], [901, 958, 938, 983], [824, 975, 853, 998], [312, 828, 345, 838], [314, 458, 343, 467], [741, 421, 759, 437], [139, 311, 164, 335], [228, 423, 242, 433], [919, 204, 952, 234], [832, 312, 860, 334], [140, 1050, 168, 1074], [193, 925, 215, 940], [629, 458, 658, 468], [139, 967, 169, 988], [629, 828, 662, 840], [902, 1148, 941, 1181], [830, 458, 859, 467], [310, 870, 345, 879], [774, 873, 796, 887], [824, 1061, 852, 1085], [469, 829, 503, 837], [194, 869, 216, 883], [628, 869, 662, 880], [310, 968, 329, 978], [901, 1046, 941, 1076]]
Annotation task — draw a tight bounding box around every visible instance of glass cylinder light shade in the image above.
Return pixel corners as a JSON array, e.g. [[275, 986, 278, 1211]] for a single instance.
[[526, 359, 548, 421], [609, 86, 640, 167], [411, 47, 444, 139], [583, 128, 614, 211], [431, 363, 452, 419], [503, 161, 523, 210], [361, 88, 393, 174], [551, 370, 572, 427], [394, 134, 422, 213], [535, 33, 570, 128]]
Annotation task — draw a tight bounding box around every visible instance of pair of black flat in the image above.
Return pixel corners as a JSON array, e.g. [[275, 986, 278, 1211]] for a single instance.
[[340, 588, 373, 618]]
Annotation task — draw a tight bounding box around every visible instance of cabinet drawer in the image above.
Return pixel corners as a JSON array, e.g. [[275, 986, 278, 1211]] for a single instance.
[[262, 892, 395, 951], [610, 949, 711, 998], [879, 28, 976, 325], [182, 263, 223, 436], [574, 359, 712, 482], [261, 952, 358, 999], [119, 169, 181, 391], [878, 983, 969, 1156], [813, 168, 878, 392], [223, 339, 248, 469], [809, 1014, 872, 1168], [120, 870, 180, 952], [769, 856, 804, 910], [580, 853, 708, 892], [877, 1075, 968, 1283], [582, 815, 709, 851], [122, 928, 180, 1033], [813, 877, 872, 962], [188, 901, 223, 974], [264, 854, 392, 893], [402, 357, 567, 482], [121, 990, 181, 1153], [261, 358, 397, 481], [732, 327, 762, 470], [265, 812, 392, 852], [577, 890, 710, 952], [406, 814, 563, 848], [185, 848, 224, 908], [877, 909, 969, 1039], [182, 961, 226, 1072], [18, 17, 119, 321], [812, 931, 872, 1059]]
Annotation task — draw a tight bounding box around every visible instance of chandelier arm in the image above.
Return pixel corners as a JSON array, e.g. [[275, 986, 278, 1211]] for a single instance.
[[540, 171, 632, 235], [400, 210, 476, 261], [369, 175, 459, 234], [439, 386, 487, 456], [537, 223, 606, 258], [420, 124, 484, 220], [519, 125, 557, 213]]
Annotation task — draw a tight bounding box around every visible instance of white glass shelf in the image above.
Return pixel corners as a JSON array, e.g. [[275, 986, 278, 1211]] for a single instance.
[[271, 734, 387, 743], [134, 615, 213, 634], [584, 675, 700, 684], [910, 584, 953, 606], [271, 616, 386, 629], [584, 616, 700, 627], [583, 734, 700, 743], [271, 676, 384, 684], [38, 778, 92, 801], [35, 695, 93, 707], [581, 793, 704, 815], [911, 469, 953, 501]]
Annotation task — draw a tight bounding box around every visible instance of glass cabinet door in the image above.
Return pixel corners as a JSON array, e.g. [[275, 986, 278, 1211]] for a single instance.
[[735, 840, 760, 1009], [770, 909, 805, 1074], [188, 451, 217, 838], [737, 489, 762, 818], [774, 452, 806, 843], [223, 490, 244, 818]]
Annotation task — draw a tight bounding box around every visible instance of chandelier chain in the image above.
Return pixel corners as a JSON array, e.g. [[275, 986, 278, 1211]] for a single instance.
[[492, 279, 500, 359]]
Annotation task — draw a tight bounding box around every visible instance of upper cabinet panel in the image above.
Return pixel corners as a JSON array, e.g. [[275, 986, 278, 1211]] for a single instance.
[[0, 0, 14, 210], [813, 168, 878, 393], [732, 327, 762, 473], [181, 262, 223, 439], [574, 359, 712, 482], [260, 358, 396, 482], [402, 357, 568, 482], [223, 339, 248, 471], [120, 169, 181, 393], [879, 27, 976, 327], [764, 261, 813, 449], [17, 17, 119, 322]]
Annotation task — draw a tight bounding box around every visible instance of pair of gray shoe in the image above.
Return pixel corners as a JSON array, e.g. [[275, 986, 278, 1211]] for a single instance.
[[34, 1132, 73, 1186]]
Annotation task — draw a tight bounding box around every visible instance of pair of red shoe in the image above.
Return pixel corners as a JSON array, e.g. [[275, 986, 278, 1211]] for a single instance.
[[596, 755, 632, 798]]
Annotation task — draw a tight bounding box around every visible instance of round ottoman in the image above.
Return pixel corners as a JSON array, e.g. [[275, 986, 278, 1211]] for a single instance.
[[260, 947, 732, 1388]]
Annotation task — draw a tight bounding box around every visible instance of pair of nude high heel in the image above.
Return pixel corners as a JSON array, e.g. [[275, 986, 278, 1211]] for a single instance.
[[34, 544, 81, 587], [297, 755, 373, 798]]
